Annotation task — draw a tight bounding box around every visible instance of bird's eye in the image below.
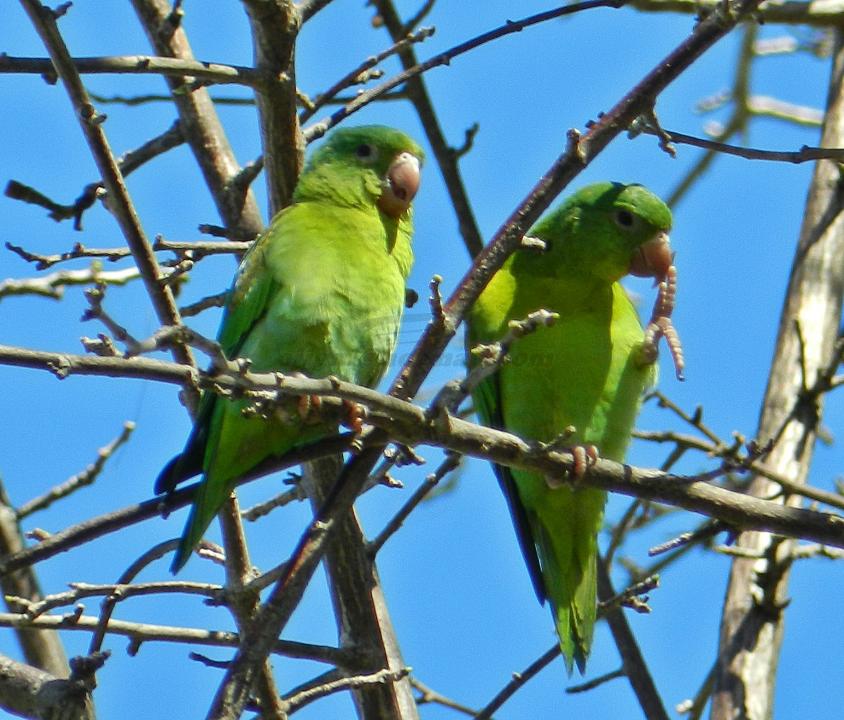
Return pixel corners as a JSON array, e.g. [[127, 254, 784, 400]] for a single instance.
[[614, 209, 635, 228], [356, 143, 376, 161]]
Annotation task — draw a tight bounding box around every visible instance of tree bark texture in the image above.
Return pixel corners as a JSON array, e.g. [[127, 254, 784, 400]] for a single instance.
[[303, 457, 418, 720], [711, 30, 844, 720]]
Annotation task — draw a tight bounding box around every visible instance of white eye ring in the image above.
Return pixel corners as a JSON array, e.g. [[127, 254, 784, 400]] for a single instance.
[[614, 209, 635, 228], [356, 143, 377, 162]]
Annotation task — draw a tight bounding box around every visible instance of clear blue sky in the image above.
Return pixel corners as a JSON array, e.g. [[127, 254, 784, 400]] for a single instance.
[[1, 2, 842, 718]]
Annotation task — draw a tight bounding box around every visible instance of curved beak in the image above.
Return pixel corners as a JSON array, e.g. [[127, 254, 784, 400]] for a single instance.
[[629, 231, 672, 279], [377, 152, 421, 218]]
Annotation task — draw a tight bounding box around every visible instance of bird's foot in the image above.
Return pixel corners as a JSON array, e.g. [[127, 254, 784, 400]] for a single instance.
[[340, 400, 367, 434], [544, 442, 599, 488], [638, 265, 685, 380], [296, 392, 324, 424], [340, 400, 368, 453], [285, 372, 327, 425]]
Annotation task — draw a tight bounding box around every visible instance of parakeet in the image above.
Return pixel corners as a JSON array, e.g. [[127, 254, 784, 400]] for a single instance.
[[157, 125, 423, 572], [467, 182, 673, 673]]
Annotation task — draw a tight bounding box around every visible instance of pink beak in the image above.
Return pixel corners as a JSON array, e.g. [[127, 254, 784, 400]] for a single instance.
[[377, 152, 421, 218], [629, 231, 672, 279]]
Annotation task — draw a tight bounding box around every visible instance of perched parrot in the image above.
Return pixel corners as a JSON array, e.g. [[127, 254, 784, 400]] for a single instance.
[[467, 182, 673, 673], [157, 125, 423, 572]]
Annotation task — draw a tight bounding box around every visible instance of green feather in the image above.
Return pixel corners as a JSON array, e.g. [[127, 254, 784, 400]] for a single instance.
[[158, 125, 423, 572], [468, 182, 672, 673]]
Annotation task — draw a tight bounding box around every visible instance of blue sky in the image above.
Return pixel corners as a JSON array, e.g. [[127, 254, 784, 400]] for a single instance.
[[1, 2, 842, 718]]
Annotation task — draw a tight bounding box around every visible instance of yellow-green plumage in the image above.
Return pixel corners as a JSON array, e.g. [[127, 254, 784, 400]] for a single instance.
[[157, 126, 423, 572], [468, 182, 672, 673]]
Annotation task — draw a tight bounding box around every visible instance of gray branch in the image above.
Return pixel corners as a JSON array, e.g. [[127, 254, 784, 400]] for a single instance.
[[302, 457, 418, 718], [130, 0, 265, 239], [0, 654, 93, 720], [711, 30, 844, 720]]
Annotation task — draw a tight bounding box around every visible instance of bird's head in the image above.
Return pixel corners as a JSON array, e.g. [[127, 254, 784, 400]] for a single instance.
[[296, 125, 424, 219], [532, 182, 673, 284]]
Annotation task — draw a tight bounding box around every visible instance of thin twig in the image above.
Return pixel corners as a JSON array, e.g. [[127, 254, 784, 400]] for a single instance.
[[410, 676, 478, 716], [567, 667, 626, 693], [7, 579, 220, 619], [0, 433, 354, 576], [5, 120, 185, 230], [6, 241, 132, 269], [17, 422, 135, 519], [282, 667, 411, 713], [475, 644, 561, 720], [304, 0, 631, 142], [299, 25, 435, 123], [0, 54, 262, 86], [638, 124, 844, 163], [597, 561, 670, 720], [367, 452, 461, 556], [0, 266, 143, 300], [20, 0, 198, 408], [371, 0, 485, 257], [0, 612, 349, 665]]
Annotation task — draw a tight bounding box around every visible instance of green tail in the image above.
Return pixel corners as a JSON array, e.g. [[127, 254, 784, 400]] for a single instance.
[[170, 509, 204, 573], [530, 485, 606, 674]]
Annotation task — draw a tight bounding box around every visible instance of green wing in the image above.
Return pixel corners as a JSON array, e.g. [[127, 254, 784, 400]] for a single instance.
[[218, 239, 280, 358], [467, 181, 673, 675], [154, 238, 280, 495], [471, 366, 546, 601], [158, 125, 422, 573]]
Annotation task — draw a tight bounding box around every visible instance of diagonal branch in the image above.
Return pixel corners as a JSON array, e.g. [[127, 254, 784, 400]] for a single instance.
[[597, 561, 669, 720], [5, 119, 185, 230], [371, 0, 484, 257], [304, 0, 630, 142], [130, 0, 265, 239], [242, 0, 303, 214], [711, 30, 844, 720], [0, 481, 70, 679], [19, 0, 198, 411], [301, 457, 419, 719]]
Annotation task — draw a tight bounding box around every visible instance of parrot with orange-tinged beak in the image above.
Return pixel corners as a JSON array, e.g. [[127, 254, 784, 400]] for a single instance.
[[157, 125, 423, 572], [467, 182, 674, 672]]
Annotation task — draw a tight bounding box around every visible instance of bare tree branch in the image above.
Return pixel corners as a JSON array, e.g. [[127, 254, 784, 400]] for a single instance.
[[130, 0, 265, 239], [597, 561, 670, 720], [3, 343, 841, 549], [637, 124, 844, 163], [5, 119, 185, 230], [632, 0, 844, 26], [17, 422, 135, 519], [304, 0, 630, 142], [712, 30, 844, 720], [371, 0, 484, 257], [298, 25, 435, 124], [0, 53, 262, 86], [242, 0, 303, 214], [283, 666, 411, 713], [296, 0, 335, 23], [0, 481, 70, 680], [19, 0, 198, 408], [301, 456, 419, 719], [0, 265, 143, 300], [475, 644, 560, 720], [0, 653, 94, 720], [0, 613, 351, 666]]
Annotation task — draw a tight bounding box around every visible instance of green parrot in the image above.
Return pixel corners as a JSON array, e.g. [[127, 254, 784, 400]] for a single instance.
[[157, 125, 423, 572], [467, 182, 673, 673]]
